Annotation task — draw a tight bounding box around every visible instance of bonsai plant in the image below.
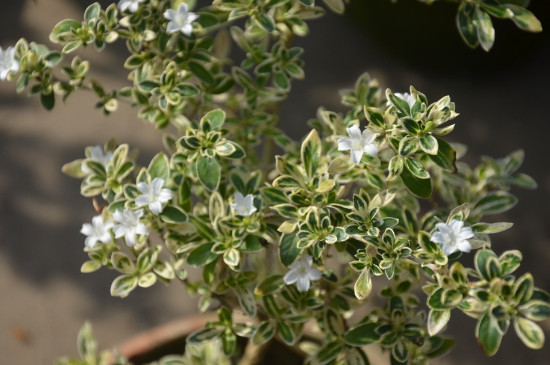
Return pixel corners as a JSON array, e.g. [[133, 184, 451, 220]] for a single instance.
[[1, 0, 548, 364]]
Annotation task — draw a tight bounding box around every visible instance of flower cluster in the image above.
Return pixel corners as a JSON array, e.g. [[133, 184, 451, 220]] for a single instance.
[[164, 3, 198, 36], [337, 125, 378, 164], [0, 46, 19, 81], [430, 219, 474, 256], [5, 1, 548, 364]]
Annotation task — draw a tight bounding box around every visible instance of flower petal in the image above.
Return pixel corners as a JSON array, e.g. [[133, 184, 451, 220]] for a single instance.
[[347, 125, 361, 140], [308, 268, 322, 281], [351, 150, 364, 164], [430, 232, 446, 245], [135, 195, 150, 207], [158, 188, 174, 202], [455, 239, 472, 253], [80, 223, 94, 236], [337, 137, 352, 151], [283, 270, 299, 285], [149, 201, 163, 215], [135, 223, 149, 235], [362, 144, 378, 157], [163, 9, 175, 20], [296, 277, 310, 292]]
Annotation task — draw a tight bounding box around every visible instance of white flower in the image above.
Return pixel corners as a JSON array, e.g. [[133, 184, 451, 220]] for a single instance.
[[135, 177, 173, 215], [231, 192, 257, 216], [80, 215, 114, 249], [0, 46, 20, 81], [387, 92, 416, 109], [337, 125, 378, 164], [283, 255, 322, 292], [164, 3, 199, 36], [430, 219, 474, 256], [117, 0, 145, 13], [113, 209, 148, 246], [81, 145, 114, 174]]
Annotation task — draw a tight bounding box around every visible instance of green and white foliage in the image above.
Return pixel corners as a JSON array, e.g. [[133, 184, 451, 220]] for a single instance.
[[2, 0, 547, 364]]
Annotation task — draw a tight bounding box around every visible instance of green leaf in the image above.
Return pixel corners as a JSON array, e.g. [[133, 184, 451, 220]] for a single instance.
[[50, 19, 81, 43], [471, 222, 513, 235], [196, 156, 220, 191], [240, 235, 264, 252], [474, 7, 495, 51], [235, 285, 257, 318], [124, 54, 144, 68], [44, 52, 63, 68], [111, 252, 136, 275], [398, 137, 419, 156], [354, 269, 372, 300], [514, 317, 545, 349], [148, 152, 170, 182], [428, 309, 450, 336], [428, 137, 456, 172], [252, 321, 276, 346], [273, 71, 290, 90], [139, 80, 160, 92], [255, 275, 284, 296], [473, 191, 517, 215], [257, 13, 276, 32], [202, 109, 225, 130], [315, 340, 345, 364], [400, 164, 432, 198], [214, 141, 237, 157], [457, 2, 479, 48], [280, 232, 301, 266], [403, 118, 421, 134], [110, 274, 138, 297], [273, 175, 301, 190], [136, 248, 156, 273], [77, 322, 97, 360], [84, 2, 101, 25], [345, 322, 379, 346], [404, 158, 430, 179], [41, 92, 55, 110], [364, 106, 385, 128], [301, 129, 321, 179], [278, 321, 296, 345], [499, 250, 522, 275], [345, 347, 370, 365], [160, 205, 188, 224], [519, 300, 550, 322], [187, 242, 218, 267], [62, 159, 86, 178], [514, 273, 534, 304], [138, 272, 157, 288], [425, 337, 455, 358], [80, 260, 101, 273], [480, 3, 513, 19], [507, 5, 542, 32], [187, 326, 225, 344], [475, 312, 503, 356], [262, 187, 289, 204], [419, 134, 438, 155], [475, 250, 498, 281], [323, 0, 345, 14], [189, 61, 214, 84], [223, 248, 240, 267], [386, 89, 411, 116], [175, 83, 200, 97]]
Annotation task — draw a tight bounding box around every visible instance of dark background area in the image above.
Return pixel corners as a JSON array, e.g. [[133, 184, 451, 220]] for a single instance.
[[0, 0, 548, 364]]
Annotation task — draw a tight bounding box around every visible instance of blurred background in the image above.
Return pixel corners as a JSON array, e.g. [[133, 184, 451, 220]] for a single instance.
[[0, 0, 549, 364]]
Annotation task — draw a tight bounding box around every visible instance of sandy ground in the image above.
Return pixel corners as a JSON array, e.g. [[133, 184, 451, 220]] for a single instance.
[[0, 0, 549, 364]]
